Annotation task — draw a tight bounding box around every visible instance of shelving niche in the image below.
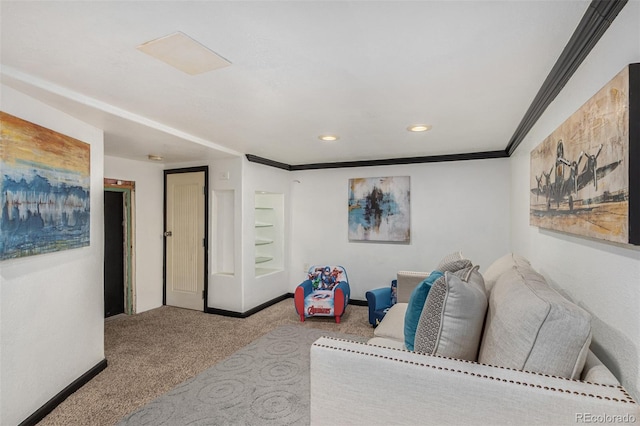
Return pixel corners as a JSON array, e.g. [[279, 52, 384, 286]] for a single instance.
[[254, 192, 284, 277]]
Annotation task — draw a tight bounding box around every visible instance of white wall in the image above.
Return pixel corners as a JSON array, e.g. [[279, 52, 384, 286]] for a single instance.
[[209, 157, 244, 312], [290, 159, 511, 300], [0, 86, 105, 425], [509, 1, 640, 400], [104, 156, 164, 313]]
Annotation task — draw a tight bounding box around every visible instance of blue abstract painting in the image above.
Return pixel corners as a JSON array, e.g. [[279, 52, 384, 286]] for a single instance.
[[348, 176, 410, 242], [1, 112, 91, 260]]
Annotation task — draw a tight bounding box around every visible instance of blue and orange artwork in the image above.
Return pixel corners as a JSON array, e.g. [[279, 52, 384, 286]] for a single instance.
[[0, 112, 91, 260], [348, 176, 410, 242]]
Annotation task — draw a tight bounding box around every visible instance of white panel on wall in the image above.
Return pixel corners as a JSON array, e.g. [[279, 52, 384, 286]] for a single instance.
[[213, 189, 235, 275], [209, 157, 243, 312]]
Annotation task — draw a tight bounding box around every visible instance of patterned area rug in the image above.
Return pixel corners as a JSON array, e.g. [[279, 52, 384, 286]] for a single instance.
[[118, 325, 366, 425]]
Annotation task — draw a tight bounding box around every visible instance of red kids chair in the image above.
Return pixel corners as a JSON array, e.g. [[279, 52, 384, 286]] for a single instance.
[[294, 265, 350, 323]]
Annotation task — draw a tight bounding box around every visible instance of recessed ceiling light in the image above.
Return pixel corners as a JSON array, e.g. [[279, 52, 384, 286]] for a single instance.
[[148, 154, 164, 161], [319, 135, 339, 142], [407, 124, 432, 132], [137, 31, 231, 75]]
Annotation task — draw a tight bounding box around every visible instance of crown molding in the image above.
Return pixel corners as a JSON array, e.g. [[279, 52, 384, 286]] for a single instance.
[[505, 0, 628, 156]]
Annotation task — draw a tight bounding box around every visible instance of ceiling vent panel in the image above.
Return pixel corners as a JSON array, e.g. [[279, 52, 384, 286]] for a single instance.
[[137, 31, 231, 75]]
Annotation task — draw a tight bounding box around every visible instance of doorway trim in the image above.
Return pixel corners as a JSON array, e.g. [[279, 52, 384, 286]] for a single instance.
[[104, 178, 136, 315], [163, 166, 209, 311]]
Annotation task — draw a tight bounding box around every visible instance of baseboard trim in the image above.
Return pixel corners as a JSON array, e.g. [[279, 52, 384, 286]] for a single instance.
[[205, 293, 291, 318], [205, 293, 367, 316], [19, 358, 108, 426]]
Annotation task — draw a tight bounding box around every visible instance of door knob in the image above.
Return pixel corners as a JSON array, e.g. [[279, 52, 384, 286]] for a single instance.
[[164, 231, 172, 237]]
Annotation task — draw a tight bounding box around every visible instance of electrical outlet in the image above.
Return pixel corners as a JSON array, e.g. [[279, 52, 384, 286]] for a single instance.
[[219, 171, 230, 180], [303, 263, 309, 272]]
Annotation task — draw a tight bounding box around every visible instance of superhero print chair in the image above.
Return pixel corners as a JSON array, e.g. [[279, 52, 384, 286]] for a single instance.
[[294, 265, 350, 324]]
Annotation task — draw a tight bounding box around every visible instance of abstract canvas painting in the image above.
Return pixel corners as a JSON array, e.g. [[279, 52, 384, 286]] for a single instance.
[[348, 176, 410, 242], [1, 112, 91, 260], [530, 63, 639, 245]]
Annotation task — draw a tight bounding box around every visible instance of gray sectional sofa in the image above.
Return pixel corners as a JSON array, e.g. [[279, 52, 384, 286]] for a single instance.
[[310, 253, 639, 425]]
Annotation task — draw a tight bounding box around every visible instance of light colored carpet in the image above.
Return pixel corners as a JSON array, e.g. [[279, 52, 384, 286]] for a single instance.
[[38, 299, 374, 425], [117, 325, 367, 425]]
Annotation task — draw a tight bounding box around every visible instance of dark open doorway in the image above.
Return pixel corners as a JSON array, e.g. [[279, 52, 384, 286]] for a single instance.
[[104, 190, 125, 318], [104, 179, 135, 317]]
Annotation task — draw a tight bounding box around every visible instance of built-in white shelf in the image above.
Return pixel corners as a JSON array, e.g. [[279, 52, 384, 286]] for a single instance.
[[254, 192, 284, 277]]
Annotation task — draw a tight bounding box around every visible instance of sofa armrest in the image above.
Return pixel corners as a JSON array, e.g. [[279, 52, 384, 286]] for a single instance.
[[581, 350, 620, 385], [334, 280, 350, 300], [333, 280, 350, 318], [294, 280, 314, 318], [296, 280, 314, 297], [365, 286, 392, 326], [311, 337, 639, 425], [365, 287, 392, 311]]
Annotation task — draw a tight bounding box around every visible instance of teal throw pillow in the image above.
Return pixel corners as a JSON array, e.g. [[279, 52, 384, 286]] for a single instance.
[[404, 271, 444, 351]]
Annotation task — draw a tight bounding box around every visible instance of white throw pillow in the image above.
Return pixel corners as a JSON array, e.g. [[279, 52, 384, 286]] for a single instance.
[[413, 266, 488, 361], [478, 266, 592, 379], [482, 253, 531, 293], [373, 303, 407, 342]]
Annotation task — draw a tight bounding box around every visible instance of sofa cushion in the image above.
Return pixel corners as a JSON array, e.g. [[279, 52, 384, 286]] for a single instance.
[[396, 271, 430, 304], [478, 266, 592, 379], [373, 303, 407, 342], [414, 266, 487, 361], [436, 251, 472, 273], [404, 271, 444, 351], [482, 253, 531, 293]]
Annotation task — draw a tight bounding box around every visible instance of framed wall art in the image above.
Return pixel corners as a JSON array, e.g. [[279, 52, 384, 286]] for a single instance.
[[0, 111, 91, 260], [348, 176, 410, 243], [529, 63, 639, 245]]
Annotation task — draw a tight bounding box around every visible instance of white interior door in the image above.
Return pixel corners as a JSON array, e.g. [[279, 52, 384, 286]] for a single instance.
[[165, 171, 205, 311]]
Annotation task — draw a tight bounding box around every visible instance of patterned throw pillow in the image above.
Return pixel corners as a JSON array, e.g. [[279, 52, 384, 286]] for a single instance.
[[413, 265, 488, 361], [436, 251, 473, 273], [403, 271, 444, 351]]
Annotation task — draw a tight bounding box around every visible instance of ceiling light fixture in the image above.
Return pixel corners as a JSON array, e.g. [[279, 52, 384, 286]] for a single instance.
[[137, 31, 231, 75], [148, 154, 164, 161], [407, 124, 432, 132], [318, 135, 339, 142]]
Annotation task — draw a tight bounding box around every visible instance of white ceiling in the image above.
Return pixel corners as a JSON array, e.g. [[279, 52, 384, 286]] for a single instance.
[[1, 1, 590, 166]]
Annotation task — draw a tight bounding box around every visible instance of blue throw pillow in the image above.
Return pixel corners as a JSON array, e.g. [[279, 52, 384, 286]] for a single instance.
[[404, 271, 444, 351]]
